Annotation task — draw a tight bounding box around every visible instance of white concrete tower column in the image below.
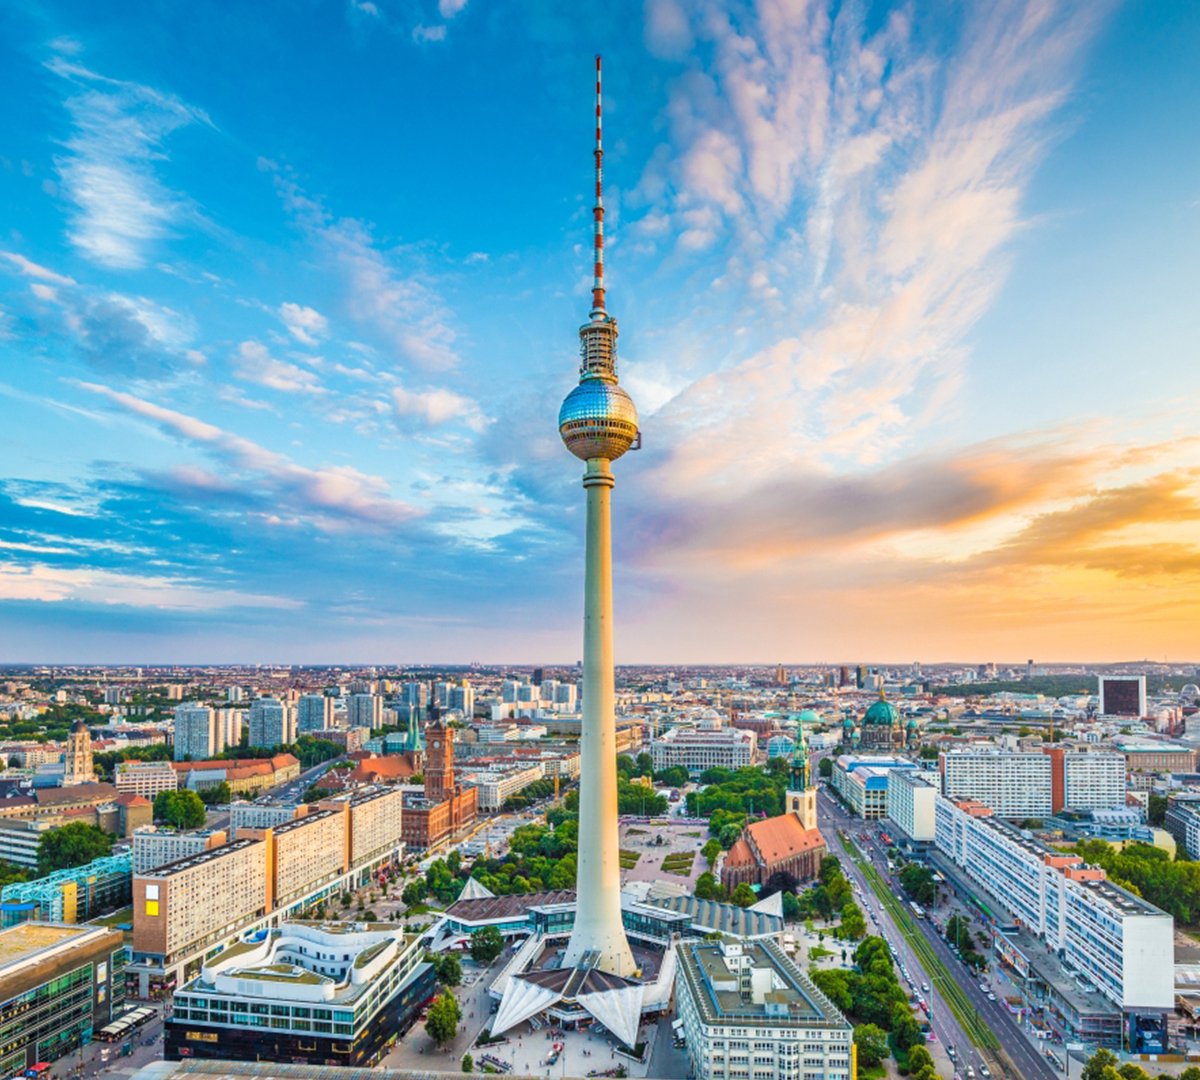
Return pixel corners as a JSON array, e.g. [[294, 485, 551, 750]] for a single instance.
[[562, 458, 636, 976]]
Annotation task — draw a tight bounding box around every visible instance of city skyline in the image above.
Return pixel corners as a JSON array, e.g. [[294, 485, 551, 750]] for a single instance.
[[1, 2, 1199, 664]]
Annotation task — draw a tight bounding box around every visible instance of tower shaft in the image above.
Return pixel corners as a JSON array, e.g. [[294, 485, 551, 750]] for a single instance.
[[562, 458, 636, 976]]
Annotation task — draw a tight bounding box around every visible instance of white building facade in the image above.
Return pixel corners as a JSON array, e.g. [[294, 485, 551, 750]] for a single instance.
[[650, 726, 756, 775], [886, 769, 938, 842]]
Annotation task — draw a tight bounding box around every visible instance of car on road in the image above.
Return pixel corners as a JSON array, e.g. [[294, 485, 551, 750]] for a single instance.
[[965, 1067, 975, 1079], [987, 992, 996, 1001], [921, 982, 929, 992], [946, 1045, 956, 1059], [979, 1066, 991, 1078]]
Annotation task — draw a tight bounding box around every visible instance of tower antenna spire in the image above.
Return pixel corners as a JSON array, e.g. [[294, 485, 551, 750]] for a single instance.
[[591, 54, 606, 317]]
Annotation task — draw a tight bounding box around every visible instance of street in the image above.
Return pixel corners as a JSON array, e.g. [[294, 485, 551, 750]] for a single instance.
[[817, 785, 1058, 1080]]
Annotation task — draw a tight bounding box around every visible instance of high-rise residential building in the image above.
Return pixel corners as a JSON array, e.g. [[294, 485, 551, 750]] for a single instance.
[[130, 787, 406, 997], [940, 748, 1126, 818], [532, 667, 545, 686], [554, 682, 578, 710], [886, 769, 939, 842], [1100, 675, 1147, 717], [402, 681, 428, 712], [675, 939, 853, 1080], [132, 826, 229, 874], [63, 719, 95, 785], [347, 693, 382, 732], [103, 686, 124, 705], [166, 685, 185, 701], [501, 679, 521, 703], [226, 686, 244, 703], [173, 704, 221, 761], [296, 693, 334, 733], [448, 682, 474, 717], [936, 794, 1173, 1032], [248, 697, 294, 749]]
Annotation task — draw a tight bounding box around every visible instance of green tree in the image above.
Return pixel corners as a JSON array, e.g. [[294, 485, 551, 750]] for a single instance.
[[653, 765, 689, 788], [701, 838, 721, 868], [198, 782, 231, 806], [461, 1054, 473, 1073], [424, 991, 461, 1047], [695, 872, 727, 902], [1082, 1049, 1119, 1080], [1148, 794, 1167, 827], [818, 757, 834, 778], [839, 902, 866, 940], [470, 925, 504, 965], [36, 822, 113, 875], [898, 862, 937, 907], [430, 951, 462, 987], [853, 1023, 889, 1068], [781, 890, 803, 922], [153, 789, 207, 829], [731, 882, 757, 908]]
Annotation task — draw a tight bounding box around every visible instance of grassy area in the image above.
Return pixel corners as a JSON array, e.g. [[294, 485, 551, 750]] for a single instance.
[[619, 849, 641, 869], [89, 905, 133, 928], [626, 827, 647, 835], [660, 852, 695, 876], [842, 834, 1000, 1053]]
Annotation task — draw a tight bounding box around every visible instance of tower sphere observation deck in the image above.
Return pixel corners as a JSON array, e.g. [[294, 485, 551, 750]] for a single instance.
[[559, 375, 639, 462]]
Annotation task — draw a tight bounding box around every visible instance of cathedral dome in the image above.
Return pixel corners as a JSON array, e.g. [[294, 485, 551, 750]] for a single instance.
[[863, 698, 899, 726]]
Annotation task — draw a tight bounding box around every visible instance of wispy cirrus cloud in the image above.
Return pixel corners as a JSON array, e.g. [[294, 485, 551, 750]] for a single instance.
[[279, 302, 328, 346], [636, 0, 1112, 491], [78, 381, 422, 529], [47, 48, 211, 269], [263, 163, 462, 371]]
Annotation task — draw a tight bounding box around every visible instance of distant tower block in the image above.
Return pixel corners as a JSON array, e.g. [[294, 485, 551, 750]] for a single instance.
[[558, 56, 637, 979]]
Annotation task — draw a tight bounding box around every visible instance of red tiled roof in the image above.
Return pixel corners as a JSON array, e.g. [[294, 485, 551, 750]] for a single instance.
[[745, 814, 824, 864], [723, 837, 755, 868]]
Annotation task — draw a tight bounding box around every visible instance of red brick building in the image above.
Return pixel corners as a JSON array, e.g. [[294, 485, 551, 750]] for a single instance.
[[401, 718, 478, 850]]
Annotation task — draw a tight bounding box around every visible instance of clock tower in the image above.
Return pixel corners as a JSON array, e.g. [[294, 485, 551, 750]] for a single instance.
[[787, 722, 817, 831], [424, 710, 454, 805]]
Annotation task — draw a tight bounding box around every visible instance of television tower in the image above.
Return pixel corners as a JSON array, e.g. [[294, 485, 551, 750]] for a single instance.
[[558, 55, 638, 978]]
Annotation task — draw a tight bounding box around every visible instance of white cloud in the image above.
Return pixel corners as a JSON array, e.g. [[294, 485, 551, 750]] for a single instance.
[[438, 0, 468, 18], [79, 380, 422, 528], [234, 341, 324, 394], [279, 302, 329, 345], [413, 24, 447, 43], [393, 385, 487, 432], [0, 251, 76, 286], [635, 0, 1109, 497], [46, 51, 211, 269], [0, 562, 300, 611]]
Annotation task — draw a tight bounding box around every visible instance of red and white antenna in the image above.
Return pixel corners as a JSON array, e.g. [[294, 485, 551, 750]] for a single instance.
[[591, 54, 606, 317]]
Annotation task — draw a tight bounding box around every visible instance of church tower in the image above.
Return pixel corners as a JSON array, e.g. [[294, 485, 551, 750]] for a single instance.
[[787, 722, 817, 831], [64, 719, 96, 785]]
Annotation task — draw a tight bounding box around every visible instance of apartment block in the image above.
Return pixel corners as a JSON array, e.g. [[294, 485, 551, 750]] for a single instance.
[[132, 838, 269, 992], [935, 795, 1173, 1025], [886, 769, 938, 842], [131, 826, 228, 874]]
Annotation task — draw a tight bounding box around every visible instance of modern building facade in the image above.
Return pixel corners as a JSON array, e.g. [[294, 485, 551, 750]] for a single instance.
[[165, 923, 434, 1066], [346, 694, 382, 732], [1099, 675, 1147, 717], [115, 760, 178, 799], [830, 755, 916, 819], [940, 748, 1125, 818], [296, 694, 335, 734], [0, 854, 132, 925], [675, 939, 854, 1080], [0, 923, 127, 1074], [131, 827, 228, 874]]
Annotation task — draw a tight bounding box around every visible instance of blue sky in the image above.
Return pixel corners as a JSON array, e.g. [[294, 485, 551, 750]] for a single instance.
[[1, 0, 1198, 664]]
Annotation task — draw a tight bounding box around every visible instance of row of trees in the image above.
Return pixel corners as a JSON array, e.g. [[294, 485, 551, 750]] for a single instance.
[[811, 937, 928, 1075], [944, 913, 988, 972], [615, 752, 687, 789]]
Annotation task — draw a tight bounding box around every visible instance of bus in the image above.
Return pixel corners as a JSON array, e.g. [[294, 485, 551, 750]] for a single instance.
[[96, 1007, 158, 1042], [909, 901, 926, 920]]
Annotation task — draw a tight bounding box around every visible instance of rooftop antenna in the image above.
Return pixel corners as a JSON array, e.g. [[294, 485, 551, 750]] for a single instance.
[[591, 54, 606, 318]]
